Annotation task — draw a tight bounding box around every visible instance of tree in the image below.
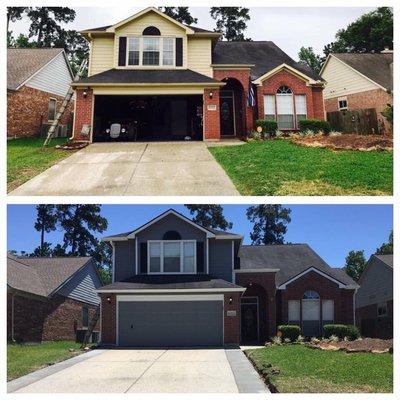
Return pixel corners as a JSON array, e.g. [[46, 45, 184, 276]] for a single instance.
[[344, 250, 366, 281], [34, 205, 57, 254], [7, 7, 27, 32], [9, 33, 37, 48], [185, 205, 233, 230], [376, 231, 393, 255], [30, 242, 53, 257], [210, 7, 251, 41], [298, 46, 324, 73], [158, 7, 197, 25], [323, 7, 393, 56], [92, 241, 113, 284], [246, 205, 291, 245]]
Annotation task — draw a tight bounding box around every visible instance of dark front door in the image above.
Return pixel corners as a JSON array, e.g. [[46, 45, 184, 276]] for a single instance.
[[220, 91, 235, 136], [241, 300, 258, 343]]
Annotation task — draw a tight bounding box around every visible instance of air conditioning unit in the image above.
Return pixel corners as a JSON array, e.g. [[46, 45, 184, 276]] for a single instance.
[[40, 123, 68, 138]]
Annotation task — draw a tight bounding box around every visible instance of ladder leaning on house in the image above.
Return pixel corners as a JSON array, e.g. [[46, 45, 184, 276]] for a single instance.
[[43, 58, 88, 147], [81, 306, 100, 349]]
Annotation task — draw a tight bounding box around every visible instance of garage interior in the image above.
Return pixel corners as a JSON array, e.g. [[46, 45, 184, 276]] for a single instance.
[[93, 95, 204, 142]]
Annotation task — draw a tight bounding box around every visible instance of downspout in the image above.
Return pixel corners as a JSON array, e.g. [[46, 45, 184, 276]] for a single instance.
[[110, 241, 115, 283], [11, 293, 15, 342], [353, 288, 358, 325]]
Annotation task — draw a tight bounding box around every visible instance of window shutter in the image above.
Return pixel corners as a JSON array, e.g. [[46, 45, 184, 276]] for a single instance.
[[140, 242, 147, 274], [196, 242, 204, 273], [118, 37, 127, 66], [175, 38, 183, 66]]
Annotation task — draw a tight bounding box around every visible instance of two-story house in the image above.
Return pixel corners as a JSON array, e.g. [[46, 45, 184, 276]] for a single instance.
[[72, 7, 325, 143], [98, 209, 358, 347]]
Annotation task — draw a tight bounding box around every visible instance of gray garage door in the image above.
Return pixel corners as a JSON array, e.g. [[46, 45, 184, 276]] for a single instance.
[[118, 300, 223, 347]]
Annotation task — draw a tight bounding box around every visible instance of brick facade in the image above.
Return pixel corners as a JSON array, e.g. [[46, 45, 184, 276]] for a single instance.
[[100, 293, 117, 345], [73, 88, 94, 141], [356, 300, 393, 339], [7, 292, 99, 342], [203, 89, 221, 140], [7, 85, 73, 138], [223, 292, 241, 345]]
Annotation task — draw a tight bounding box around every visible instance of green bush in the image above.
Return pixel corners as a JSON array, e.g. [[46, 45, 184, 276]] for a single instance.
[[381, 105, 393, 124], [278, 325, 301, 342], [256, 119, 278, 135], [323, 324, 360, 341], [299, 118, 331, 134]]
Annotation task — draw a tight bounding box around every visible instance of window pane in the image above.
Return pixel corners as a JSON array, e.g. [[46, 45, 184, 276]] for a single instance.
[[288, 300, 300, 321], [163, 38, 174, 66], [264, 95, 275, 118], [143, 37, 160, 66], [48, 99, 56, 121], [295, 95, 307, 115], [322, 300, 334, 321], [302, 300, 320, 320], [276, 93, 294, 129], [128, 37, 139, 66], [149, 242, 161, 273], [183, 242, 195, 272], [164, 242, 180, 272], [82, 307, 89, 327]]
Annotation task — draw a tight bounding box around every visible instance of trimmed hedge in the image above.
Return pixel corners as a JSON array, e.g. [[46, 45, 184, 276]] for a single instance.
[[323, 324, 360, 341], [299, 118, 331, 133], [278, 325, 301, 342], [255, 119, 278, 135]]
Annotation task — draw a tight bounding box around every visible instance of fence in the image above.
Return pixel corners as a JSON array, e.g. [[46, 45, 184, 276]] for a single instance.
[[327, 108, 381, 135]]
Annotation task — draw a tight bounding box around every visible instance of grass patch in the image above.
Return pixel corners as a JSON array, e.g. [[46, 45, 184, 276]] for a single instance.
[[246, 345, 393, 393], [208, 139, 393, 195], [7, 341, 84, 381], [7, 137, 74, 192]]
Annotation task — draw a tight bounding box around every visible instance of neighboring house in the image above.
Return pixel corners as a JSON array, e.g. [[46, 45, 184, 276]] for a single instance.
[[98, 209, 358, 347], [72, 7, 325, 143], [321, 49, 393, 133], [7, 254, 102, 342], [355, 254, 393, 339], [7, 48, 74, 138]]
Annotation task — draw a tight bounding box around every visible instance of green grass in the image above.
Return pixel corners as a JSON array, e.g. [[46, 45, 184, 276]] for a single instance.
[[7, 137, 73, 192], [208, 139, 393, 195], [7, 341, 84, 381], [246, 345, 393, 393]]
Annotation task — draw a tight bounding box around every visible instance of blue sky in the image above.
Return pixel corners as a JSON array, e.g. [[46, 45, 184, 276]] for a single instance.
[[7, 204, 392, 268]]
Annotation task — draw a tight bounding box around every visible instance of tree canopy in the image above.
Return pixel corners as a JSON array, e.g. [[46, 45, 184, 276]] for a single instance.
[[185, 205, 233, 231], [376, 231, 393, 255], [344, 250, 366, 281], [210, 7, 251, 41], [158, 7, 198, 25], [298, 46, 324, 73]]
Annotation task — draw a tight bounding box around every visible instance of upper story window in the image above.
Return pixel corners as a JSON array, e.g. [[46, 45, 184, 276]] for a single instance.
[[163, 230, 182, 240], [142, 26, 161, 36], [148, 240, 196, 274], [303, 290, 320, 300]]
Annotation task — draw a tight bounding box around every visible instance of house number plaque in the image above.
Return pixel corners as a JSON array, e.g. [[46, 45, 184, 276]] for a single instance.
[[227, 310, 237, 317], [207, 104, 217, 111]]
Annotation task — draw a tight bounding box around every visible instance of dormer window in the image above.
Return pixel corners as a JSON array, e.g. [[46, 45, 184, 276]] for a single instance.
[[142, 26, 161, 36]]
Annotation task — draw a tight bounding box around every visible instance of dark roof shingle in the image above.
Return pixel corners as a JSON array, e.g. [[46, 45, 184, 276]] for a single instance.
[[374, 253, 393, 268]]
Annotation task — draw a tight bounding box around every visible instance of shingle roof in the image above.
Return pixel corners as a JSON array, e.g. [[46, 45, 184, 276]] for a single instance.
[[7, 255, 92, 297], [207, 228, 243, 239], [374, 254, 393, 268], [7, 48, 64, 91], [99, 275, 243, 291], [81, 24, 214, 34], [238, 244, 357, 287], [212, 41, 322, 81], [333, 53, 393, 90], [74, 68, 220, 85]]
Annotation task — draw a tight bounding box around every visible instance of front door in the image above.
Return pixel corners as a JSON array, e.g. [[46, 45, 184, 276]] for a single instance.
[[220, 90, 235, 136], [241, 297, 259, 343]]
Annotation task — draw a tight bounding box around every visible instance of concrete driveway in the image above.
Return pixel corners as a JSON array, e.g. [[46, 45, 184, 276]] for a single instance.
[[9, 348, 267, 393], [9, 142, 239, 196]]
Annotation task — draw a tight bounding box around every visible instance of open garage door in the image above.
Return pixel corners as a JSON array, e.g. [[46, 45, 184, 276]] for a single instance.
[[93, 95, 203, 142]]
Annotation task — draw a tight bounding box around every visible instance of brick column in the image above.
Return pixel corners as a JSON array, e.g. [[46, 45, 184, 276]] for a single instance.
[[73, 88, 93, 142], [203, 88, 221, 140], [224, 292, 241, 345], [100, 294, 116, 346], [311, 87, 325, 119]]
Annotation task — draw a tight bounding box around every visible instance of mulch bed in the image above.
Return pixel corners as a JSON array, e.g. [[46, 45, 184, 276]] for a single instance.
[[55, 141, 88, 151], [310, 338, 393, 353], [292, 134, 393, 151]]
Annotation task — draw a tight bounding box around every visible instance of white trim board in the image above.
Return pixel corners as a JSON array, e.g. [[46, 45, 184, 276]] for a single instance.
[[117, 294, 223, 302], [97, 287, 245, 293], [235, 268, 279, 273]]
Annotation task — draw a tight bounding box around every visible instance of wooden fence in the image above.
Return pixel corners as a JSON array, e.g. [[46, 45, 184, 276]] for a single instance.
[[327, 108, 381, 135]]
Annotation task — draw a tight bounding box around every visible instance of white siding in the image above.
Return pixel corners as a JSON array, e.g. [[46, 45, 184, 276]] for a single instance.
[[187, 38, 212, 77], [89, 36, 114, 76], [322, 55, 380, 100], [26, 52, 72, 97]]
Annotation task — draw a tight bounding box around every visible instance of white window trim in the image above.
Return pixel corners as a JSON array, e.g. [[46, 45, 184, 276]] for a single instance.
[[147, 240, 197, 275], [338, 97, 348, 111]]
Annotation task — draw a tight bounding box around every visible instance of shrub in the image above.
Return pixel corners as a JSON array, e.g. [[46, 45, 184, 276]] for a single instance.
[[271, 336, 282, 345], [277, 325, 301, 342], [248, 130, 262, 140], [323, 324, 360, 341], [299, 118, 331, 134], [256, 119, 278, 135], [345, 324, 361, 341], [381, 105, 393, 124]]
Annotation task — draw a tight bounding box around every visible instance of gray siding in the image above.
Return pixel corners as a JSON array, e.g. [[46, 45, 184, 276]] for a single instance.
[[57, 261, 101, 306], [356, 257, 393, 308], [209, 239, 233, 282], [114, 240, 135, 281]]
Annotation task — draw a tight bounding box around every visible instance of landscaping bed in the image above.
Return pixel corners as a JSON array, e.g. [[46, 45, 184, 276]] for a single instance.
[[55, 141, 88, 150], [312, 338, 393, 353], [292, 134, 393, 151]]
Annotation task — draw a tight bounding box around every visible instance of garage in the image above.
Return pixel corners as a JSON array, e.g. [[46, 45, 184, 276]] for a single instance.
[[117, 295, 224, 347]]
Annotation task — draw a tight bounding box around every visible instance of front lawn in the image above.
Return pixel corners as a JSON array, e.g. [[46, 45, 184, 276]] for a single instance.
[[208, 139, 393, 195], [7, 137, 74, 192], [246, 345, 393, 393], [7, 341, 83, 381]]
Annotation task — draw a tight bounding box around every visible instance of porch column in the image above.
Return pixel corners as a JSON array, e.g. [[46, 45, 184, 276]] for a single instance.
[[73, 88, 94, 142], [203, 88, 221, 140]]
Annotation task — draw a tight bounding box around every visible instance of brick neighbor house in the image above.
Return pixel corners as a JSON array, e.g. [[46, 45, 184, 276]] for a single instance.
[[98, 209, 358, 347], [7, 48, 74, 138], [71, 7, 325, 142], [7, 254, 102, 342], [356, 254, 393, 339]]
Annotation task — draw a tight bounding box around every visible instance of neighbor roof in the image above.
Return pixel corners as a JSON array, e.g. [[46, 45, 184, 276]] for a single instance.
[[212, 41, 322, 81], [333, 53, 393, 90], [7, 254, 93, 297], [373, 254, 393, 268], [73, 68, 222, 86], [7, 48, 65, 91], [238, 244, 357, 287]]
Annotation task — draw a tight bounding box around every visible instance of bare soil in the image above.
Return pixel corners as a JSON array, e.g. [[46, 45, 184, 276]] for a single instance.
[[313, 338, 393, 353]]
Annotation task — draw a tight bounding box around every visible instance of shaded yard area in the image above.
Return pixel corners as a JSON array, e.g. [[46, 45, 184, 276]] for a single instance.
[[7, 341, 84, 381], [7, 137, 74, 192], [246, 345, 393, 393], [208, 139, 393, 195]]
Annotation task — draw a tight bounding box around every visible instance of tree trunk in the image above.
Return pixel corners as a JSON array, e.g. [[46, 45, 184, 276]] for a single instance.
[[40, 226, 45, 250]]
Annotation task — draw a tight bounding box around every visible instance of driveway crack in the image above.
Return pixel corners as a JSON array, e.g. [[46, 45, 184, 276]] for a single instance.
[[122, 143, 148, 195]]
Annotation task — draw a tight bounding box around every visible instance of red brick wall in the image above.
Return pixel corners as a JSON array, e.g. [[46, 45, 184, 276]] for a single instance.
[[224, 292, 241, 345], [203, 89, 221, 140], [73, 88, 94, 141], [256, 70, 325, 127], [7, 85, 73, 138], [7, 292, 99, 342], [100, 293, 117, 345]]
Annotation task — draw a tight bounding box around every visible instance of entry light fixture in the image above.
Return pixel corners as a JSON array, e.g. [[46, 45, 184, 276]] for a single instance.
[[106, 296, 111, 304], [229, 297, 233, 304], [82, 89, 88, 98], [209, 91, 213, 100]]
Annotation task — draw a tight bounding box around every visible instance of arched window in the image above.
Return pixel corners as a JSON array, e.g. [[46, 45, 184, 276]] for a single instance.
[[276, 85, 294, 129], [277, 85, 292, 94], [303, 290, 320, 300], [163, 230, 182, 240], [142, 26, 161, 36]]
